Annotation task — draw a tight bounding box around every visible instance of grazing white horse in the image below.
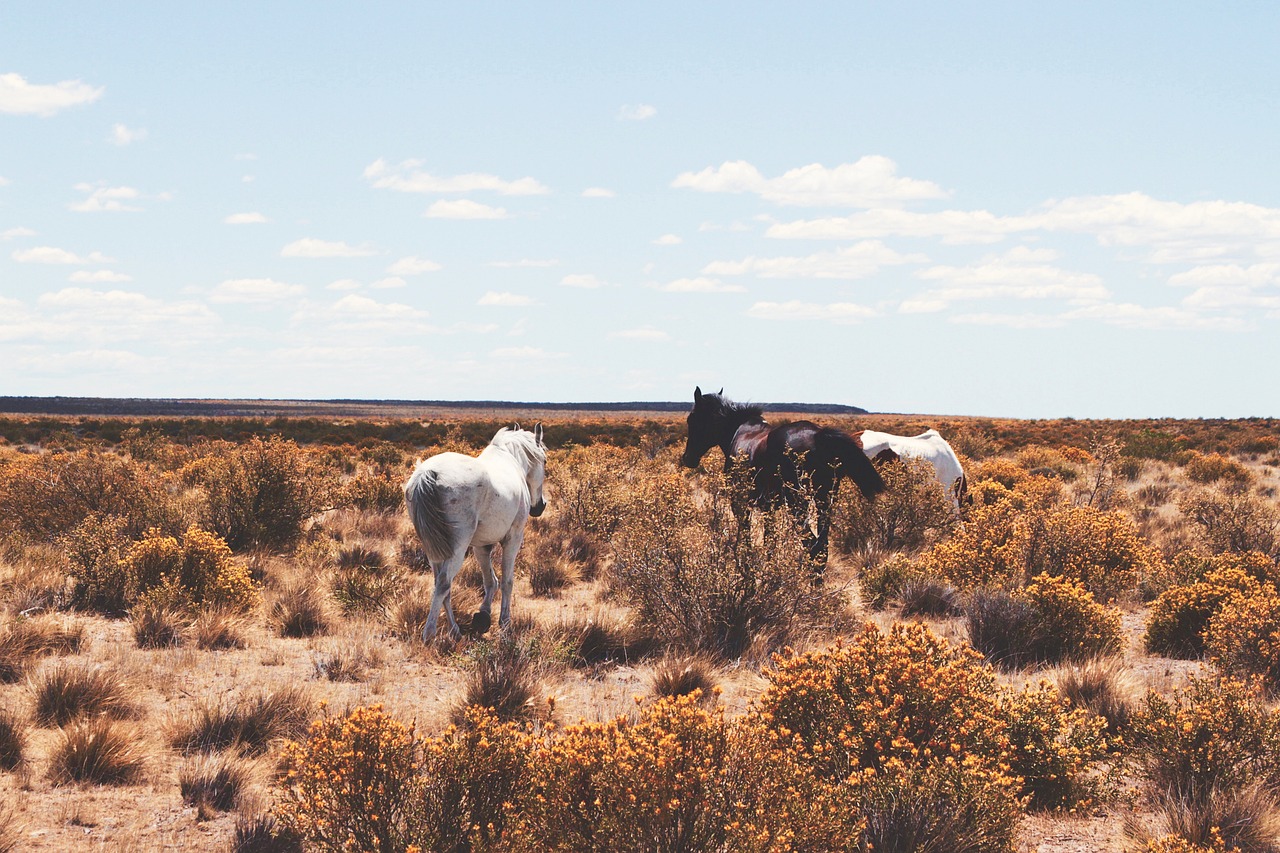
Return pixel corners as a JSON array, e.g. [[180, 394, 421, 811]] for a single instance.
[[856, 428, 967, 507], [404, 424, 547, 642]]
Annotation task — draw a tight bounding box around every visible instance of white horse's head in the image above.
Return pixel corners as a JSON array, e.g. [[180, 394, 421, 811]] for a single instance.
[[496, 422, 547, 517]]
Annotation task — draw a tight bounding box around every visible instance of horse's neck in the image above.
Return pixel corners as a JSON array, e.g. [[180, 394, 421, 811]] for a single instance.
[[480, 443, 527, 475], [722, 411, 767, 458]]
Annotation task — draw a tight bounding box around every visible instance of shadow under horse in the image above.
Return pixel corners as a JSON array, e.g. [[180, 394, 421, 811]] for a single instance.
[[679, 387, 885, 575]]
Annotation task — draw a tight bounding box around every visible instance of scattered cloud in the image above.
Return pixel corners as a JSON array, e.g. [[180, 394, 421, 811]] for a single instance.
[[281, 238, 378, 258], [69, 270, 131, 283], [582, 187, 616, 198], [673, 156, 948, 208], [210, 278, 305, 304], [2, 227, 36, 240], [653, 234, 682, 246], [478, 291, 534, 307], [424, 199, 509, 219], [617, 104, 657, 121], [767, 208, 1018, 244], [109, 123, 147, 146], [12, 246, 114, 264], [660, 276, 745, 293], [914, 246, 1109, 302], [1168, 262, 1280, 289], [610, 327, 670, 341], [951, 312, 1067, 329], [326, 279, 363, 291], [561, 274, 607, 289], [224, 212, 268, 224], [490, 345, 565, 359], [371, 276, 406, 289], [704, 240, 924, 280], [1, 287, 219, 344], [386, 256, 442, 275], [489, 258, 559, 268], [364, 159, 549, 195], [69, 184, 144, 213], [746, 300, 876, 323], [293, 294, 433, 335], [0, 72, 103, 117]]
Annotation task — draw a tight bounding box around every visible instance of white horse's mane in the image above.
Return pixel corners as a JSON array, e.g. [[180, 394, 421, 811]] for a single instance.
[[491, 427, 546, 472]]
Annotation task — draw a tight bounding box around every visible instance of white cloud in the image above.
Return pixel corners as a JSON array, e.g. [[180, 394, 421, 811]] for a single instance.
[[747, 300, 877, 323], [386, 256, 442, 275], [951, 312, 1067, 329], [768, 208, 1019, 244], [0, 72, 103, 117], [490, 345, 565, 359], [915, 246, 1109, 302], [371, 276, 407, 289], [2, 227, 36, 240], [478, 291, 534, 307], [0, 176, 8, 186], [610, 327, 670, 341], [210, 278, 305, 304], [69, 270, 131, 283], [109, 123, 147, 146], [489, 258, 558, 268], [1167, 262, 1280, 289], [661, 277, 745, 293], [364, 158, 549, 195], [582, 187, 616, 198], [224, 212, 269, 225], [424, 199, 509, 219], [673, 156, 948, 208], [69, 184, 144, 213], [1181, 286, 1280, 312], [1063, 301, 1247, 331], [12, 246, 114, 264], [326, 278, 363, 291], [560, 274, 606, 289], [705, 240, 924, 280], [617, 104, 657, 121], [652, 234, 682, 246], [0, 287, 219, 344], [281, 238, 378, 258], [293, 294, 433, 335]]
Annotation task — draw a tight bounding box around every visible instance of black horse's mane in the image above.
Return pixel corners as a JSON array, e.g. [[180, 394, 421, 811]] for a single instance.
[[710, 393, 765, 425]]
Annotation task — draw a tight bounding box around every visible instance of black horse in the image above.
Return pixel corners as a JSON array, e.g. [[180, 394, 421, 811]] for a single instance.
[[680, 386, 885, 573]]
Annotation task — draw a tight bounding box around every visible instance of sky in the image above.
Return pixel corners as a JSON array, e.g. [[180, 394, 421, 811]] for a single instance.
[[2, 2, 1279, 418]]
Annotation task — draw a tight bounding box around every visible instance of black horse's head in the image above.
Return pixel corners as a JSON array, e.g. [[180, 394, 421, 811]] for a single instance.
[[680, 385, 724, 468]]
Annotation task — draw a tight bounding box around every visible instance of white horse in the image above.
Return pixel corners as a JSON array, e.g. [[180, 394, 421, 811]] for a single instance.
[[856, 428, 967, 507], [404, 423, 547, 642]]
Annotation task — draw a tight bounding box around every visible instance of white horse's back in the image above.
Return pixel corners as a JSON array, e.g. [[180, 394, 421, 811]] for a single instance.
[[858, 428, 966, 504]]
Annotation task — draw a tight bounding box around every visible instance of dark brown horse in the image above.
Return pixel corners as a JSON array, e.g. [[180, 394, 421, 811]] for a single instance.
[[679, 387, 884, 573]]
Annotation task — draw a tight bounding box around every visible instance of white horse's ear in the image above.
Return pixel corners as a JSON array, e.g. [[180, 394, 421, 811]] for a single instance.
[[511, 421, 520, 431], [694, 386, 702, 401], [534, 422, 544, 445]]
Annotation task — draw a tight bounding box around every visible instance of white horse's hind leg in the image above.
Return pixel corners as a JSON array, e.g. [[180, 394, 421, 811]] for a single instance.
[[473, 544, 497, 634], [422, 550, 467, 642], [498, 530, 524, 629]]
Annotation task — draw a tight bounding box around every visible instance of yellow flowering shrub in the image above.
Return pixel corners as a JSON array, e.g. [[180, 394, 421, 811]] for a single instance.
[[1021, 573, 1124, 663], [1206, 588, 1280, 690], [1145, 567, 1263, 659], [999, 680, 1111, 811], [124, 527, 259, 612], [276, 704, 421, 852], [1131, 676, 1280, 800], [1183, 451, 1252, 486], [1144, 831, 1226, 853]]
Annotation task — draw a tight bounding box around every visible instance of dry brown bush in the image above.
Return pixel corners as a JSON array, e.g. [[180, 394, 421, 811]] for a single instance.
[[30, 661, 138, 727], [48, 718, 149, 786], [1179, 487, 1280, 557], [833, 456, 958, 556]]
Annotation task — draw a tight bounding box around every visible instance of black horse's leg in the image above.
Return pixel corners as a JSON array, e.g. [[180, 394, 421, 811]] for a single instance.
[[810, 489, 832, 578]]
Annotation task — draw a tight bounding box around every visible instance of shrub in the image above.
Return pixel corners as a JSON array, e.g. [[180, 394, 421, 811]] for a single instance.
[[190, 437, 324, 551], [61, 513, 132, 613], [125, 526, 260, 613], [967, 575, 1122, 670], [275, 705, 420, 853], [898, 576, 963, 617], [30, 662, 137, 727], [1145, 566, 1263, 659], [331, 562, 404, 616], [1184, 451, 1253, 486], [1179, 488, 1280, 557], [336, 470, 405, 512], [833, 456, 957, 555], [999, 680, 1111, 811], [1052, 656, 1138, 739], [48, 718, 147, 785], [552, 444, 649, 541], [1206, 589, 1280, 691], [1131, 675, 1280, 802], [455, 634, 543, 724], [609, 471, 845, 659], [270, 584, 331, 638], [858, 554, 922, 611]]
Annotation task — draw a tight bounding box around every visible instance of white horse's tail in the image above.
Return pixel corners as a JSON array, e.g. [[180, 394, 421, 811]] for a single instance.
[[405, 469, 458, 563]]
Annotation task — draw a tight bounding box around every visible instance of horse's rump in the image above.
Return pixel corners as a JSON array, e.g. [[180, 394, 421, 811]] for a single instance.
[[404, 467, 461, 563]]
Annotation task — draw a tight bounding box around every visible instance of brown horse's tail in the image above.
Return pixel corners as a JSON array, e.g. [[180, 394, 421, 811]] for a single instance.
[[822, 428, 886, 500]]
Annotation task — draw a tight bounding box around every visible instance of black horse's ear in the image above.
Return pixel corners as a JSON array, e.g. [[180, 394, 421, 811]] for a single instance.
[[694, 386, 702, 401], [717, 387, 723, 396]]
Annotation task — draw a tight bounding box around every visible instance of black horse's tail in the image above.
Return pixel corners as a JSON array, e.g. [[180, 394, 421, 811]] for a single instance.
[[821, 427, 886, 500]]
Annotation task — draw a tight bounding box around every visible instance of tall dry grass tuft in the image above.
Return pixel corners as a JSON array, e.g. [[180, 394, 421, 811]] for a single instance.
[[0, 708, 25, 772], [0, 616, 83, 683], [312, 636, 385, 683], [651, 655, 719, 703], [1135, 784, 1280, 853], [191, 605, 250, 650], [48, 718, 148, 785], [269, 583, 332, 638], [454, 634, 543, 724], [130, 600, 187, 648], [178, 752, 256, 817], [30, 662, 137, 727], [550, 609, 653, 669], [1052, 656, 1139, 739], [898, 576, 963, 618], [171, 686, 313, 756], [231, 812, 303, 853]]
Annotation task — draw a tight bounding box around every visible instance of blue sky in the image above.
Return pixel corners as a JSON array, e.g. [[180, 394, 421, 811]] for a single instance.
[[2, 3, 1278, 418]]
